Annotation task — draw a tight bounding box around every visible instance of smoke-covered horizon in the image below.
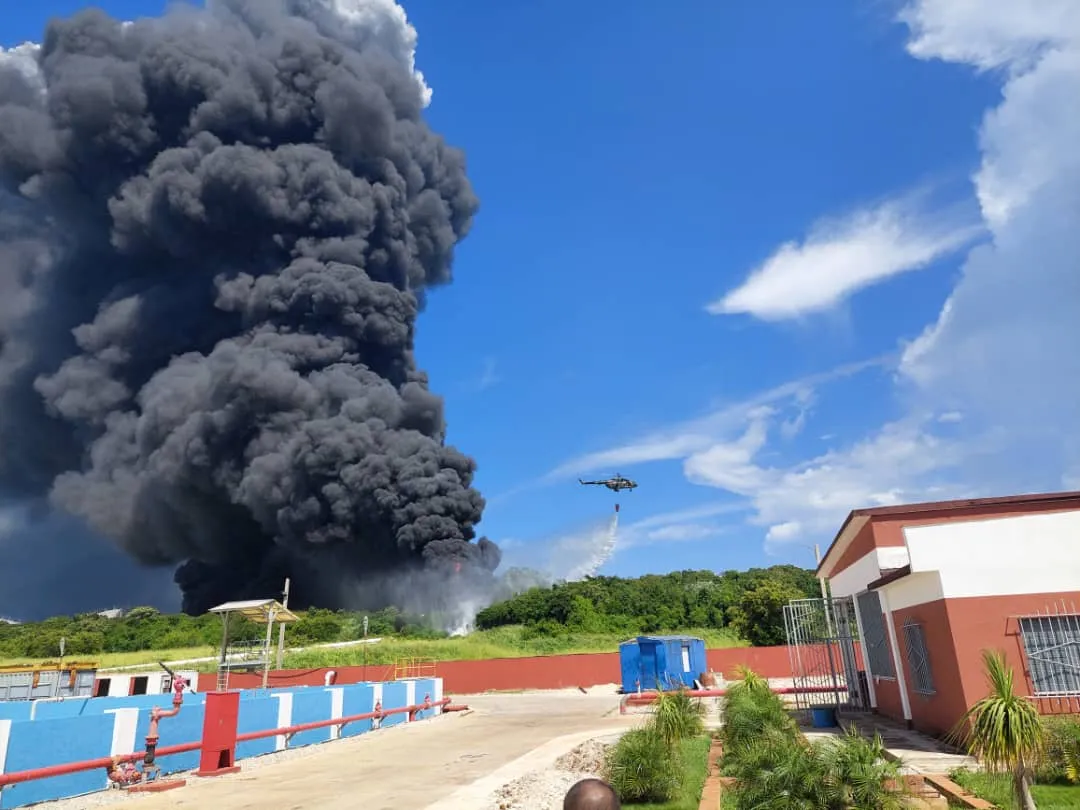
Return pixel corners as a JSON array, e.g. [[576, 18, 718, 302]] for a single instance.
[[0, 0, 501, 621]]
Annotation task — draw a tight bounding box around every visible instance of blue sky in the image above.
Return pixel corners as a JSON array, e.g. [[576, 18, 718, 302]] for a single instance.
[[3, 1, 1078, 584]]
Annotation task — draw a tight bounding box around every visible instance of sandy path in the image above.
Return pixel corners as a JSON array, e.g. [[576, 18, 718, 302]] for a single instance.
[[70, 691, 632, 810]]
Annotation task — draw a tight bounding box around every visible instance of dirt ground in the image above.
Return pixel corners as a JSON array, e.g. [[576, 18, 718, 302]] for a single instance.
[[67, 690, 633, 810]]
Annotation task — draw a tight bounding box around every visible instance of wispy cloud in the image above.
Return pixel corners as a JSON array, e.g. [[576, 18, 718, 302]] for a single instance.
[[708, 193, 983, 321], [476, 356, 500, 390], [545, 355, 889, 481], [616, 501, 748, 549], [544, 0, 1080, 555]]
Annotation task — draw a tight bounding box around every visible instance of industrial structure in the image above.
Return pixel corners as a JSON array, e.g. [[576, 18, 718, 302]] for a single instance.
[[0, 662, 98, 702], [806, 490, 1080, 736]]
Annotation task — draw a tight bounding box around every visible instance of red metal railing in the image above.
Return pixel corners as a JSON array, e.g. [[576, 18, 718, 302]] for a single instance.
[[620, 684, 843, 711], [0, 697, 453, 789]]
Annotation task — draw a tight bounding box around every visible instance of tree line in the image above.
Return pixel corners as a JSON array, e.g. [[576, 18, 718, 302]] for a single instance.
[[475, 565, 819, 646], [0, 564, 819, 660], [0, 605, 439, 661]]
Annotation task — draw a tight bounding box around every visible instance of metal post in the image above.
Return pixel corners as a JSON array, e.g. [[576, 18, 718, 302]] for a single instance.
[[276, 578, 290, 670], [217, 612, 231, 692], [262, 606, 276, 689], [362, 615, 369, 681], [814, 545, 843, 710]]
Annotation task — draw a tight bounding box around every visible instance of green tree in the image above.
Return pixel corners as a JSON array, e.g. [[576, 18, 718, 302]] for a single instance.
[[727, 578, 804, 646], [950, 650, 1045, 810]]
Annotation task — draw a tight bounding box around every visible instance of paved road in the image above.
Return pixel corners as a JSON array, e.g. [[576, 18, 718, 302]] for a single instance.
[[77, 691, 631, 810]]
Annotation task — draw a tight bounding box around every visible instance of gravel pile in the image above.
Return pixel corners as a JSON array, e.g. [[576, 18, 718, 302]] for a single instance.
[[487, 739, 611, 810]]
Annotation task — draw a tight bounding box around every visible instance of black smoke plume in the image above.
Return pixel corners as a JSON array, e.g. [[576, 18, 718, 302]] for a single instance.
[[0, 0, 499, 619]]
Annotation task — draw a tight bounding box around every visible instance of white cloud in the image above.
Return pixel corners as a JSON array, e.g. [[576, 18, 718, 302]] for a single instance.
[[546, 355, 889, 480], [616, 501, 748, 550], [548, 0, 1080, 553], [709, 195, 982, 320], [896, 0, 1080, 459]]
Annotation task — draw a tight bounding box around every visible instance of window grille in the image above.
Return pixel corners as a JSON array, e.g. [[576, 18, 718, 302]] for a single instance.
[[856, 590, 895, 678], [902, 621, 935, 695], [1018, 613, 1080, 696]]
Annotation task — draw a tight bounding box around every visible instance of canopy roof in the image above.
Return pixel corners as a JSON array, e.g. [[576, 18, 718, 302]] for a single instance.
[[207, 599, 298, 624]]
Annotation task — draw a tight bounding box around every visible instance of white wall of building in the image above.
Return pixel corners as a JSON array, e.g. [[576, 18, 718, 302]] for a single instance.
[[904, 510, 1080, 599], [99, 669, 198, 697], [829, 545, 911, 599]]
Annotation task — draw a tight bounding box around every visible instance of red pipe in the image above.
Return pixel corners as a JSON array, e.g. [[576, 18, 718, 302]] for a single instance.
[[0, 742, 203, 788], [443, 703, 470, 713], [0, 696, 450, 788], [620, 684, 845, 711], [235, 697, 451, 743]]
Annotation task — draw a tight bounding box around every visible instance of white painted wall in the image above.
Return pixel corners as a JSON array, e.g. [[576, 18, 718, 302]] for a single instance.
[[0, 718, 10, 776], [905, 510, 1080, 599], [829, 546, 911, 599], [100, 669, 199, 697], [878, 572, 945, 611]]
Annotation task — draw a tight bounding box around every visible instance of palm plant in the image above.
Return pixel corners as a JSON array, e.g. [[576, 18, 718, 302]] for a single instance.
[[817, 725, 907, 810], [651, 689, 706, 746], [949, 649, 1045, 810], [605, 726, 683, 802], [725, 726, 839, 810], [721, 677, 794, 757]]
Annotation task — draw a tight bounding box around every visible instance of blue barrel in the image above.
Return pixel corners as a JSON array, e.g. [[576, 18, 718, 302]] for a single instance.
[[810, 706, 837, 728]]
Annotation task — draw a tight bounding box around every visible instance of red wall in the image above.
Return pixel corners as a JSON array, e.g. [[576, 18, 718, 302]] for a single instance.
[[196, 645, 802, 694]]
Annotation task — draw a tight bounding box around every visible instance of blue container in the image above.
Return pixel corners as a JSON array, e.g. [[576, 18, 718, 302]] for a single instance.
[[810, 706, 838, 728], [618, 635, 708, 693]]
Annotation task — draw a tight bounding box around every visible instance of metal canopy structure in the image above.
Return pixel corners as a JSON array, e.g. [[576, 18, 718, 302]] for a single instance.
[[208, 599, 298, 625], [210, 598, 299, 691]]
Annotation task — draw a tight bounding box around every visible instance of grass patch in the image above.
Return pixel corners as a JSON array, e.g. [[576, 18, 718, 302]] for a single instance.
[[630, 735, 711, 809], [950, 770, 1080, 809], [0, 625, 744, 672]]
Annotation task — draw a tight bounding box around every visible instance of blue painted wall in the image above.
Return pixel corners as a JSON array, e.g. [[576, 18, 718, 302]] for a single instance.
[[1, 714, 113, 809], [0, 678, 442, 809]]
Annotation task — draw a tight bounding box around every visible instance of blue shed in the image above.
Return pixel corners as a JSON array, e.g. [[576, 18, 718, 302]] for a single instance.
[[619, 635, 708, 693]]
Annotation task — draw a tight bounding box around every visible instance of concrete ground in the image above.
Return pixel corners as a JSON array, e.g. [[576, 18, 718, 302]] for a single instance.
[[67, 690, 634, 810]]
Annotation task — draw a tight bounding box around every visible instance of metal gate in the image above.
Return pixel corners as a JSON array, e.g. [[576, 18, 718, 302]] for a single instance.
[[783, 596, 868, 712]]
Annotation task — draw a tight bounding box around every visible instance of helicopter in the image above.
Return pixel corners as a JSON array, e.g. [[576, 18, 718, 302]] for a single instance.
[[578, 474, 638, 493]]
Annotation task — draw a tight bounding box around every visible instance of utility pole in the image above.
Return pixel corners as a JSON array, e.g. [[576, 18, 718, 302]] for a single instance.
[[276, 578, 290, 671], [814, 544, 834, 635]]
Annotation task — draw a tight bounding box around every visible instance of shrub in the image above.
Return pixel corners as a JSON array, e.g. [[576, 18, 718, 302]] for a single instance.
[[651, 690, 706, 746], [1037, 715, 1080, 783], [605, 727, 684, 803]]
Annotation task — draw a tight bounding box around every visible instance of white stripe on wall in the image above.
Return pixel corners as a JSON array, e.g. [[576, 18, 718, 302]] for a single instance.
[[433, 677, 444, 715], [105, 709, 141, 756], [270, 693, 293, 752], [372, 683, 383, 729], [325, 688, 344, 740], [0, 719, 11, 776]]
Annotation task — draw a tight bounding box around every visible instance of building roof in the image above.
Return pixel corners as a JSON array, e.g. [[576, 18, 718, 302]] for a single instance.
[[817, 489, 1080, 578], [621, 635, 705, 645], [207, 599, 298, 624]]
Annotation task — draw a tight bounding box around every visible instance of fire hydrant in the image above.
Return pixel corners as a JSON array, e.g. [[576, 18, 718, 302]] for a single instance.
[[107, 756, 142, 788], [142, 675, 187, 781]]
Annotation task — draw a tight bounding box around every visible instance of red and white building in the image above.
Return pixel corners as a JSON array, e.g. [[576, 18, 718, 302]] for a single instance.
[[817, 490, 1080, 736]]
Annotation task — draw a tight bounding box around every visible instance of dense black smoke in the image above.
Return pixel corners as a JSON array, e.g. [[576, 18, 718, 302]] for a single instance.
[[0, 0, 500, 618]]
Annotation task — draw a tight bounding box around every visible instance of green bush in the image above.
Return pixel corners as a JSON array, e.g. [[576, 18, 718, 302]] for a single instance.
[[651, 690, 706, 747], [721, 668, 905, 810], [605, 727, 684, 803], [1038, 716, 1080, 784]]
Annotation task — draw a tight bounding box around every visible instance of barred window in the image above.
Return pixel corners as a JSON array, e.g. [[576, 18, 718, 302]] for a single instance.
[[856, 590, 895, 678], [1019, 614, 1080, 696], [902, 621, 935, 695]]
